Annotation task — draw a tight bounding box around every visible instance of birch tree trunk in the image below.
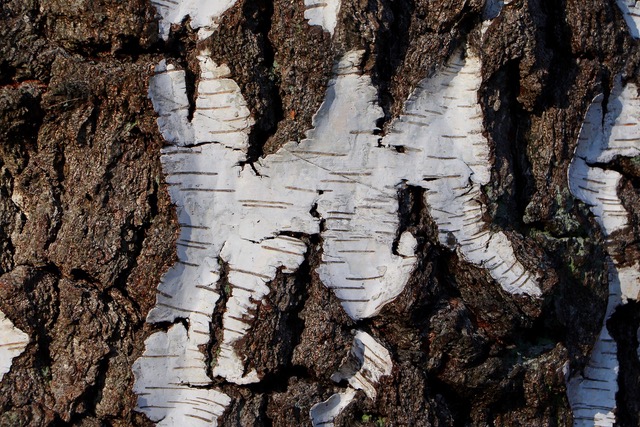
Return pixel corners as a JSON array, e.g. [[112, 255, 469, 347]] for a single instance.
[[0, 0, 639, 426]]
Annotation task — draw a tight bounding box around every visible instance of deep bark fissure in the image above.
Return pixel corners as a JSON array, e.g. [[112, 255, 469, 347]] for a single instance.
[[371, 0, 415, 126], [207, 259, 232, 383], [243, 0, 283, 164], [608, 301, 640, 426]]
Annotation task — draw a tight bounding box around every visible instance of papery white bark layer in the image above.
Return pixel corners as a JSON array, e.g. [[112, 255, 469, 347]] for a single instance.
[[0, 311, 29, 383], [212, 235, 307, 384], [287, 50, 417, 319], [132, 323, 231, 426], [150, 0, 238, 40], [567, 81, 640, 427], [303, 0, 340, 35], [309, 389, 356, 427], [617, 0, 640, 39]]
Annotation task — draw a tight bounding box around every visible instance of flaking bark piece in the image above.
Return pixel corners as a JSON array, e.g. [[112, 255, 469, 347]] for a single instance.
[[309, 331, 392, 425], [150, 0, 238, 40], [309, 389, 356, 427], [0, 310, 29, 382], [330, 331, 393, 400], [303, 0, 340, 36], [139, 51, 260, 423]]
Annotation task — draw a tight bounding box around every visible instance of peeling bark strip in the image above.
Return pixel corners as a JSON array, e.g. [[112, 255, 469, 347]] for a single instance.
[[567, 81, 640, 426], [135, 54, 253, 423], [0, 311, 28, 382]]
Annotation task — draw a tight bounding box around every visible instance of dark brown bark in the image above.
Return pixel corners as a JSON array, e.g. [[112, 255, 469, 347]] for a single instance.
[[0, 0, 638, 425]]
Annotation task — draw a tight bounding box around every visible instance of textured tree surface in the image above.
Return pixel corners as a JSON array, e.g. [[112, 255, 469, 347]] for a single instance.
[[0, 0, 639, 426]]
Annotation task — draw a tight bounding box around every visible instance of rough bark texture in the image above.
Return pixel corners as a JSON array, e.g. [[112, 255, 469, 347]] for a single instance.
[[0, 0, 639, 425]]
